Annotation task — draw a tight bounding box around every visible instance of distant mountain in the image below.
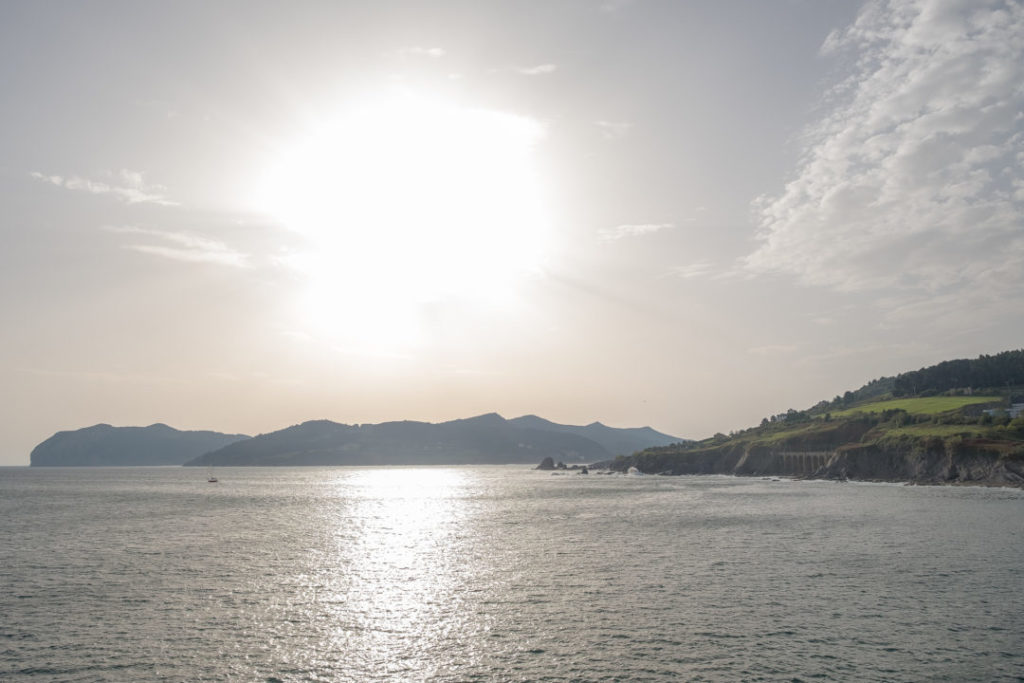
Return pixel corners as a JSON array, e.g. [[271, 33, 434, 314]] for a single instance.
[[184, 413, 683, 467], [507, 414, 684, 455], [30, 424, 250, 467]]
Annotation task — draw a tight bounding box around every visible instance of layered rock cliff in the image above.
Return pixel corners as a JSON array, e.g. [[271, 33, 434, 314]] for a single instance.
[[606, 418, 1024, 487]]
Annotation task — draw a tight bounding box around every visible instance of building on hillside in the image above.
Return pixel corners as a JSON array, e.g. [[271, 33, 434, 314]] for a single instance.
[[983, 403, 1024, 419]]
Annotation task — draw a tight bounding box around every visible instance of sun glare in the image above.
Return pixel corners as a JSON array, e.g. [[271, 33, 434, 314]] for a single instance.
[[259, 92, 550, 351]]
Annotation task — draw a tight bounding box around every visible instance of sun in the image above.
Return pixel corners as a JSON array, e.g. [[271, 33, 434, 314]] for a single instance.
[[257, 91, 550, 351]]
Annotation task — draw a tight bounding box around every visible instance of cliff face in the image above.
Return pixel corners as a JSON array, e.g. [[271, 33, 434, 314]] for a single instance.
[[818, 440, 1024, 486], [611, 429, 1024, 487]]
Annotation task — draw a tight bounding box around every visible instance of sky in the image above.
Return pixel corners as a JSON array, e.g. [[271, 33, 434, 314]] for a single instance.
[[2, 0, 1023, 464]]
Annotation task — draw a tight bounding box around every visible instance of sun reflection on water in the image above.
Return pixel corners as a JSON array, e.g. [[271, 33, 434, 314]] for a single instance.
[[317, 468, 476, 678]]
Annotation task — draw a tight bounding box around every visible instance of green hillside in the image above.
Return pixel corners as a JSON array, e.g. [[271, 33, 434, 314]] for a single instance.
[[830, 395, 1001, 417], [609, 350, 1024, 486]]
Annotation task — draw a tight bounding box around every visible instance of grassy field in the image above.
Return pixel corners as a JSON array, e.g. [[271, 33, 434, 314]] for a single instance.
[[830, 395, 1001, 417], [881, 423, 989, 438], [753, 422, 825, 445]]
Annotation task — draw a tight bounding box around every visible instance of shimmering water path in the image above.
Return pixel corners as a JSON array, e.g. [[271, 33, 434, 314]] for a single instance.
[[1, 467, 1022, 681]]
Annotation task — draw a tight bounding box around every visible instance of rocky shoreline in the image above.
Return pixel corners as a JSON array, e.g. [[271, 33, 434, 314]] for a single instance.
[[593, 439, 1024, 488]]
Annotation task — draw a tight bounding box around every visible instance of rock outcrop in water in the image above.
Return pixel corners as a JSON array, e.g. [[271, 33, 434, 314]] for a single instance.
[[535, 457, 557, 470], [184, 413, 683, 467], [30, 424, 250, 466]]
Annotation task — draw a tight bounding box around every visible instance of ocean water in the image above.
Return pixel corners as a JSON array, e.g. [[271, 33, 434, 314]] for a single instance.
[[1, 467, 1022, 682]]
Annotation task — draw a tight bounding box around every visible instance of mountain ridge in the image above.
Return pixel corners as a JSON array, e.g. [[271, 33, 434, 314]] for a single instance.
[[184, 413, 683, 467], [30, 424, 251, 467], [30, 414, 683, 467]]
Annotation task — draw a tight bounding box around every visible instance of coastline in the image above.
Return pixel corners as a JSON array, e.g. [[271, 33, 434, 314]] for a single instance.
[[598, 441, 1024, 489]]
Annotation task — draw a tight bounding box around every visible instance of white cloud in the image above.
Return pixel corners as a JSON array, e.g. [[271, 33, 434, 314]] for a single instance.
[[30, 169, 177, 206], [598, 223, 673, 242], [104, 225, 248, 267], [516, 64, 557, 76], [399, 46, 446, 58], [746, 0, 1024, 305], [670, 261, 714, 279], [594, 120, 633, 139]]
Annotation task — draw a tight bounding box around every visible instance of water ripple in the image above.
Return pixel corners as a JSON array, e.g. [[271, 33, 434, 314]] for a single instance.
[[0, 467, 1022, 681]]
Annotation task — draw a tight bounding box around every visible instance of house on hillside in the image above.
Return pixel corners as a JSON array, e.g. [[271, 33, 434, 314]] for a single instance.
[[983, 403, 1024, 419]]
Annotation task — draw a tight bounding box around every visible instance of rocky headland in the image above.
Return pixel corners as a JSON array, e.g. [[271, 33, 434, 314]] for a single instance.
[[601, 428, 1024, 487], [30, 423, 250, 466], [599, 350, 1024, 488]]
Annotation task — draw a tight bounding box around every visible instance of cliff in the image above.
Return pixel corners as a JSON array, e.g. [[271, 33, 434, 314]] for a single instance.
[[606, 411, 1024, 487]]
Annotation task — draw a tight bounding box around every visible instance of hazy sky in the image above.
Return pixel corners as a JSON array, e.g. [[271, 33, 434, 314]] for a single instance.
[[2, 0, 1022, 464]]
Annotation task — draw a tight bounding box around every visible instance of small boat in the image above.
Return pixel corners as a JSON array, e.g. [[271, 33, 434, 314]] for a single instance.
[[627, 466, 643, 476], [207, 460, 218, 483]]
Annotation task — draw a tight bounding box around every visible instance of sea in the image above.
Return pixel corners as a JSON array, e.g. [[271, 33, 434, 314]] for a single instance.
[[1, 466, 1022, 682]]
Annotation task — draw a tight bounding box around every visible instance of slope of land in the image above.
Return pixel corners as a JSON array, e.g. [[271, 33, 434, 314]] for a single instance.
[[185, 413, 683, 467], [506, 414, 683, 455], [607, 350, 1024, 488], [30, 424, 251, 466], [829, 395, 1000, 417]]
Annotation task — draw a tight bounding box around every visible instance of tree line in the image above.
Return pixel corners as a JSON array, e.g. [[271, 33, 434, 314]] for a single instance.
[[893, 349, 1024, 397]]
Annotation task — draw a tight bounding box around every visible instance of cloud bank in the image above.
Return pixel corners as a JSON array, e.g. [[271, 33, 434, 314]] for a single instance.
[[30, 169, 177, 206], [599, 223, 673, 242], [746, 0, 1024, 307]]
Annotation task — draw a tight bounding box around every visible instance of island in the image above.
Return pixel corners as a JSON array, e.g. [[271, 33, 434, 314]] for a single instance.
[[30, 423, 250, 466]]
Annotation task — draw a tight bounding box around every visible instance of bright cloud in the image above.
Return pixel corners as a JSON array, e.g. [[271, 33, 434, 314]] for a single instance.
[[595, 120, 633, 139], [398, 46, 446, 58], [670, 261, 714, 279], [104, 225, 248, 267], [516, 64, 557, 76], [598, 222, 673, 242], [746, 0, 1024, 304], [30, 169, 177, 206]]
